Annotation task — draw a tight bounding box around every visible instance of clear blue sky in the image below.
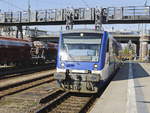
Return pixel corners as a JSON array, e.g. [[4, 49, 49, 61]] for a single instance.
[[0, 0, 149, 11], [0, 0, 150, 32]]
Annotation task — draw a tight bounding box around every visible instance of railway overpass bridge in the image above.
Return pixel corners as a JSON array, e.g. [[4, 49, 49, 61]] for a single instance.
[[0, 6, 149, 26]]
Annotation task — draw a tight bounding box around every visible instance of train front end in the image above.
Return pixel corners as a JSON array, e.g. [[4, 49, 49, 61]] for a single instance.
[[54, 30, 107, 93]]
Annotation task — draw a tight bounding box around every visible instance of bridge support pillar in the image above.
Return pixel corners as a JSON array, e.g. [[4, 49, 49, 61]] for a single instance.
[[65, 9, 73, 30], [16, 25, 23, 39], [95, 8, 107, 30], [139, 36, 149, 60]]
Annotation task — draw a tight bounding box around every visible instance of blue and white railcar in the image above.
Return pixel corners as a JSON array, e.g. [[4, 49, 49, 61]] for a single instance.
[[54, 29, 121, 93]]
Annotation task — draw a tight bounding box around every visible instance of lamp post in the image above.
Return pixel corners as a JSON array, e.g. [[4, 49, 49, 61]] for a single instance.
[[28, 0, 31, 22], [144, 0, 148, 35]]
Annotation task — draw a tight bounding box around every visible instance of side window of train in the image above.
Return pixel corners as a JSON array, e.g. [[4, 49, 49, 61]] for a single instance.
[[109, 39, 114, 64], [108, 39, 112, 54], [112, 41, 116, 54], [106, 38, 110, 64], [107, 38, 109, 52]]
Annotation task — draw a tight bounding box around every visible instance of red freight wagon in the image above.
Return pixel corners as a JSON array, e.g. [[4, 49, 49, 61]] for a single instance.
[[0, 36, 32, 65], [47, 42, 58, 62]]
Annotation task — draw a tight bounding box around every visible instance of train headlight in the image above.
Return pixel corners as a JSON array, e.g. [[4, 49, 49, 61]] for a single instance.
[[80, 33, 84, 37], [94, 64, 98, 68], [61, 63, 65, 67]]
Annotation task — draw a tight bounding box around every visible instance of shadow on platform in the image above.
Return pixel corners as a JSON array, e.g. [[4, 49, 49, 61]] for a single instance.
[[113, 63, 150, 81]]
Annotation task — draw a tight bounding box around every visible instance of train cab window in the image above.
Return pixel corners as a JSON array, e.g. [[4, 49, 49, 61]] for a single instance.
[[60, 34, 102, 62]]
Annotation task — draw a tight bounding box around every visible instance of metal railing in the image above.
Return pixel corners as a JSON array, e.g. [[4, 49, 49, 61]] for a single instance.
[[0, 6, 149, 25], [107, 6, 150, 20], [0, 8, 95, 23]]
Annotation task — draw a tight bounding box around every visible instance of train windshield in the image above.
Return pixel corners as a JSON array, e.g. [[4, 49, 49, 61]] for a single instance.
[[60, 35, 101, 62]]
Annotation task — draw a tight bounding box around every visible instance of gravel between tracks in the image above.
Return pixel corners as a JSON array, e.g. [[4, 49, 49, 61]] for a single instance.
[[50, 95, 93, 113], [0, 80, 57, 113], [0, 69, 55, 89]]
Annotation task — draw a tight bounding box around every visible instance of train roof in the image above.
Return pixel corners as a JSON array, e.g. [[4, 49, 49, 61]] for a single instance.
[[0, 36, 32, 47], [0, 36, 30, 42], [62, 29, 104, 34]]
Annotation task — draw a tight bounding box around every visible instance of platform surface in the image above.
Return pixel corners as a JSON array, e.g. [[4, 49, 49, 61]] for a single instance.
[[89, 63, 150, 113]]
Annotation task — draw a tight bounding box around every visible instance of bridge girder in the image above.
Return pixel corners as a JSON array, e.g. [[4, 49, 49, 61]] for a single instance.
[[0, 6, 149, 26]]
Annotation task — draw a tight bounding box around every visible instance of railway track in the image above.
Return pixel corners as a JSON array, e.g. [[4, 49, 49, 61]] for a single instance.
[[35, 66, 119, 113], [36, 91, 95, 113], [0, 70, 55, 99], [0, 64, 120, 113], [0, 68, 55, 83], [0, 79, 57, 113], [0, 63, 55, 80]]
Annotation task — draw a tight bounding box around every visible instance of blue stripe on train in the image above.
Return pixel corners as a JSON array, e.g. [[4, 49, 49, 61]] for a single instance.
[[99, 31, 108, 70]]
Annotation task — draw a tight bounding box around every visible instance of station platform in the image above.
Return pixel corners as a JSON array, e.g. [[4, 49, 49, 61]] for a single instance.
[[89, 63, 150, 113]]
